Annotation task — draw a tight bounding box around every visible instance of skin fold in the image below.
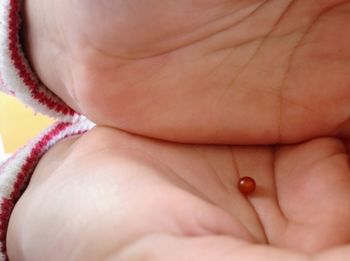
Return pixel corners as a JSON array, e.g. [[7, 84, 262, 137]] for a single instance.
[[24, 0, 350, 143], [7, 0, 350, 260], [7, 127, 350, 260]]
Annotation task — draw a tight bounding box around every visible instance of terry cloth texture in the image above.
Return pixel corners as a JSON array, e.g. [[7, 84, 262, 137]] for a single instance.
[[0, 0, 78, 120], [0, 1, 94, 260]]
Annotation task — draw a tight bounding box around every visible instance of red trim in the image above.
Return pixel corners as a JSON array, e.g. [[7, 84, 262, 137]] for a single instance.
[[0, 122, 86, 258], [0, 199, 13, 260], [8, 0, 76, 116], [9, 123, 70, 200]]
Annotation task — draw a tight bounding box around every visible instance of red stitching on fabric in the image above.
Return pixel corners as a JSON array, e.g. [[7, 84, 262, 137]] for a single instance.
[[8, 0, 76, 116], [0, 198, 13, 260], [0, 122, 87, 259], [10, 122, 71, 200]]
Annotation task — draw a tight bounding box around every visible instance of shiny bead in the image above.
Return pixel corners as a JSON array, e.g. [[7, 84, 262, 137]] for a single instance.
[[238, 176, 256, 195]]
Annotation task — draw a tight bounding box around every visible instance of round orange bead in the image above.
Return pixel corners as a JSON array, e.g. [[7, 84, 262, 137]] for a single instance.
[[238, 176, 256, 195]]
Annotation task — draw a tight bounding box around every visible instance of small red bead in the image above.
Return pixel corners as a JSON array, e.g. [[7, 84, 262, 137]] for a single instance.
[[238, 176, 256, 195]]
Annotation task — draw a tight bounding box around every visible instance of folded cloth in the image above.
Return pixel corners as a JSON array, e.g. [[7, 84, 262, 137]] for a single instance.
[[0, 1, 94, 260], [0, 155, 9, 166], [0, 0, 78, 120]]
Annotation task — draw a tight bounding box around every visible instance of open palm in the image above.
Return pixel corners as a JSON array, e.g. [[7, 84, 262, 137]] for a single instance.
[[26, 0, 350, 143], [16, 0, 350, 260], [6, 127, 350, 260]]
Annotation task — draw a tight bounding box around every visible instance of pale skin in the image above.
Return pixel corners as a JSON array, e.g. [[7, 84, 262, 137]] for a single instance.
[[6, 0, 350, 260]]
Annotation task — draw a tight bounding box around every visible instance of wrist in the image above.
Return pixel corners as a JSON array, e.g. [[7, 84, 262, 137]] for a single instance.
[[0, 0, 77, 119]]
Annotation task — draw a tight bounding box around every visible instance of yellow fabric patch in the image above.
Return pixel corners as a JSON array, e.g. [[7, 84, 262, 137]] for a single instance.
[[0, 93, 53, 153]]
